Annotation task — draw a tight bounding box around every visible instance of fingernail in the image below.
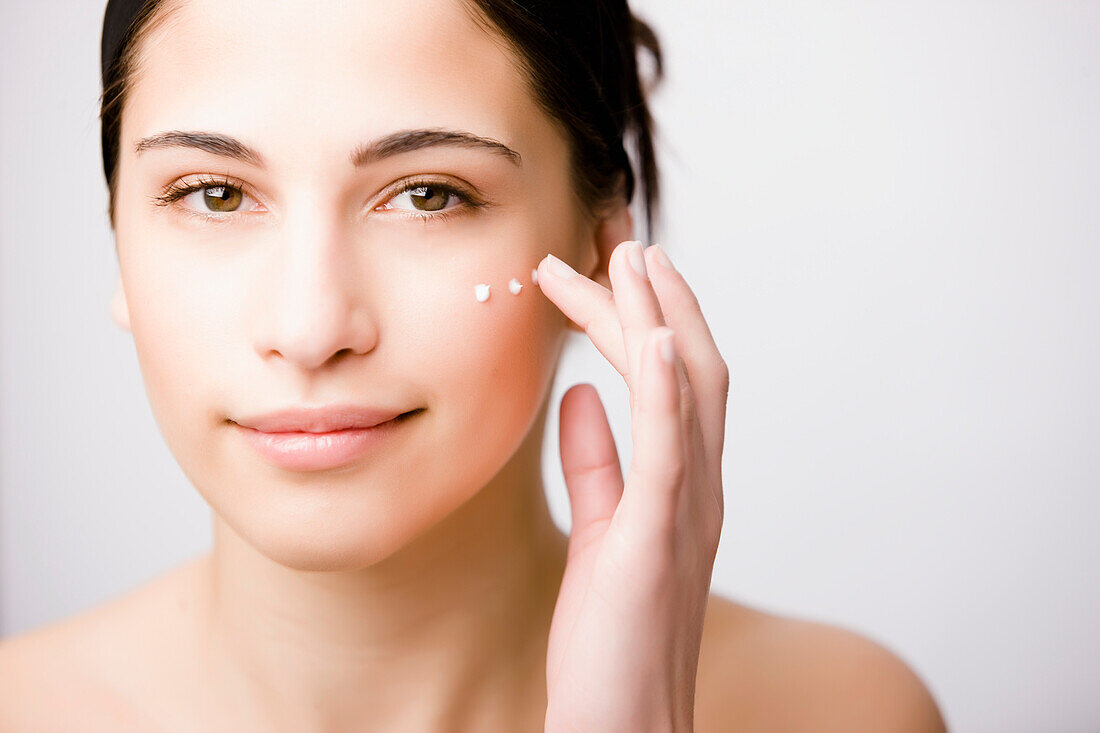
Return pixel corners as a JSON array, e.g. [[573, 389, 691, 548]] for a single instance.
[[659, 329, 677, 364], [545, 253, 577, 279], [652, 243, 675, 271], [626, 241, 648, 279]]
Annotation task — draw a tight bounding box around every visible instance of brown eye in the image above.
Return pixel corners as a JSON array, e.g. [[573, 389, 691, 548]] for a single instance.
[[375, 180, 479, 220], [203, 185, 243, 212], [407, 185, 451, 212]]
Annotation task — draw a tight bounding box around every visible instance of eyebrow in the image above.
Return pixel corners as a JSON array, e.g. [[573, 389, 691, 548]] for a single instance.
[[133, 128, 523, 168]]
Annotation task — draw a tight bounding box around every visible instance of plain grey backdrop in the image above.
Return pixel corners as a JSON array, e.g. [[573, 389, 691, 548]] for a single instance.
[[2, 1, 1098, 731]]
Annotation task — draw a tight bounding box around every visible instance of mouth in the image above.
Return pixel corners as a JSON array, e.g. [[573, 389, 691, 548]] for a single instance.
[[232, 408, 424, 472]]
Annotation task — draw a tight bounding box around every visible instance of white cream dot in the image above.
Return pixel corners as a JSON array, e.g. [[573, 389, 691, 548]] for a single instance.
[[474, 283, 491, 302], [531, 268, 539, 286], [509, 278, 522, 295]]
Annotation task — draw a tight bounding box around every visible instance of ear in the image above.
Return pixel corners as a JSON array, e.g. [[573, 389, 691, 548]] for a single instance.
[[581, 198, 634, 292], [109, 273, 132, 332]]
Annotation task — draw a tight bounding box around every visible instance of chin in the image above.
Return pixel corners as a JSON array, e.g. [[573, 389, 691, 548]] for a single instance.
[[213, 477, 470, 573], [235, 511, 415, 572]]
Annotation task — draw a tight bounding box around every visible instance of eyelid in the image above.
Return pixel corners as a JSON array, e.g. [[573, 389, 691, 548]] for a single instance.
[[366, 175, 489, 225], [152, 173, 263, 221], [375, 175, 484, 209]]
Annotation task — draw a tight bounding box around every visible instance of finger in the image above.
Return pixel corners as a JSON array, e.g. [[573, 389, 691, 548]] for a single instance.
[[625, 327, 686, 526], [558, 383, 624, 559], [539, 244, 702, 496], [609, 241, 672, 408], [644, 244, 730, 475], [549, 383, 623, 689], [537, 247, 720, 515], [537, 254, 629, 377]]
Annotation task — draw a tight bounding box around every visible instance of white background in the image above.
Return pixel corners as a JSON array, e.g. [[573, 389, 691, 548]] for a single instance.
[[2, 1, 1098, 730]]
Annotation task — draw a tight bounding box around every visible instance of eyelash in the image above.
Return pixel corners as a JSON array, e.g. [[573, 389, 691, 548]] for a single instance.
[[150, 174, 485, 224]]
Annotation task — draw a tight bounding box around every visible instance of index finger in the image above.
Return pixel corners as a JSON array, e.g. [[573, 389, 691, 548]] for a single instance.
[[536, 253, 630, 380]]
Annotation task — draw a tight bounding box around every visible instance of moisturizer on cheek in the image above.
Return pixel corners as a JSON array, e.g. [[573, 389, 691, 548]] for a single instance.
[[474, 271, 538, 303]]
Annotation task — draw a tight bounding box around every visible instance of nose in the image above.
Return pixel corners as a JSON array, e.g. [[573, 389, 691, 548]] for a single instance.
[[252, 209, 378, 371]]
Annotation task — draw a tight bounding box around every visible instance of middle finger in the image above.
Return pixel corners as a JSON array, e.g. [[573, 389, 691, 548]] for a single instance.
[[537, 242, 687, 404], [609, 240, 668, 395]]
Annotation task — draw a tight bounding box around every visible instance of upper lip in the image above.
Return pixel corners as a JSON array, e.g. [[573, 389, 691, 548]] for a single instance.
[[232, 404, 413, 433]]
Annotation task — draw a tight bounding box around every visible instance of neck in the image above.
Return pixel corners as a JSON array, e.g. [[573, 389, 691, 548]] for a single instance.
[[196, 407, 569, 731]]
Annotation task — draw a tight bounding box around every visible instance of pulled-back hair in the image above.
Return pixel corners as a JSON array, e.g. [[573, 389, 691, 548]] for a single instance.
[[99, 0, 664, 240]]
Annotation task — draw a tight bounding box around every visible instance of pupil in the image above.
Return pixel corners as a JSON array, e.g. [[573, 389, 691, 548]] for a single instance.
[[411, 186, 448, 212], [203, 186, 242, 212]]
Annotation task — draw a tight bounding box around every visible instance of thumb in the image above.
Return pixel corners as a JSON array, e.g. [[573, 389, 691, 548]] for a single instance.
[[559, 383, 625, 559]]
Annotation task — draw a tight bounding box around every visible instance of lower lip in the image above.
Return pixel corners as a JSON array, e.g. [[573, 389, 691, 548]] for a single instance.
[[234, 412, 415, 471]]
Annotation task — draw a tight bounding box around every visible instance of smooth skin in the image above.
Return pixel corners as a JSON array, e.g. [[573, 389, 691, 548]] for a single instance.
[[538, 241, 725, 732], [539, 243, 946, 732], [0, 0, 946, 730]]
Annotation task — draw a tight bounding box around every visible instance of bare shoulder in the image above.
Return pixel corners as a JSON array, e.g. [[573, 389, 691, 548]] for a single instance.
[[0, 609, 131, 731], [0, 557, 206, 731], [693, 593, 947, 732]]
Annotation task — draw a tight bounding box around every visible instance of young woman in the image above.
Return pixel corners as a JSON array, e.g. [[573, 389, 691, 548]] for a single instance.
[[1, 0, 946, 730]]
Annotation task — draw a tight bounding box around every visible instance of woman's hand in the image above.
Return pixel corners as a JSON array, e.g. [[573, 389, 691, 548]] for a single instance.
[[537, 240, 729, 733]]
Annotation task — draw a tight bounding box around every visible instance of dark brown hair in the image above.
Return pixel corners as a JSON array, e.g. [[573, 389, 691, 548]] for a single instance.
[[99, 0, 664, 240]]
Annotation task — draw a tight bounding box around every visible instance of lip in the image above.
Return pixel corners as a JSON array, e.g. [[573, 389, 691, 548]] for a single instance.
[[230, 405, 420, 471], [234, 405, 412, 433]]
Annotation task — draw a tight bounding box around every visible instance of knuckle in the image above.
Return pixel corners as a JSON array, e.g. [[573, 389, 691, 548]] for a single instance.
[[566, 458, 622, 484], [715, 359, 731, 394], [638, 449, 686, 489], [663, 452, 687, 487], [680, 386, 697, 426], [684, 286, 703, 314]]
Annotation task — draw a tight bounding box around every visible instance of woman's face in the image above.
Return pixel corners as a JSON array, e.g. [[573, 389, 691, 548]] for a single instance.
[[112, 0, 595, 569]]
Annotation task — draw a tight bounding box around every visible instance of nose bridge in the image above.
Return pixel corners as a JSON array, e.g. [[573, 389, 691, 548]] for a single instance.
[[256, 202, 376, 370]]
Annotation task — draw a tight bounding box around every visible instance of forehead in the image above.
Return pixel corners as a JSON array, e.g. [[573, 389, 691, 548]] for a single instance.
[[122, 0, 545, 168]]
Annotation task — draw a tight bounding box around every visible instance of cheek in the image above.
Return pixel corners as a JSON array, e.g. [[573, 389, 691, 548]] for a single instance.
[[116, 230, 239, 467], [392, 255, 563, 435], [373, 256, 562, 547]]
